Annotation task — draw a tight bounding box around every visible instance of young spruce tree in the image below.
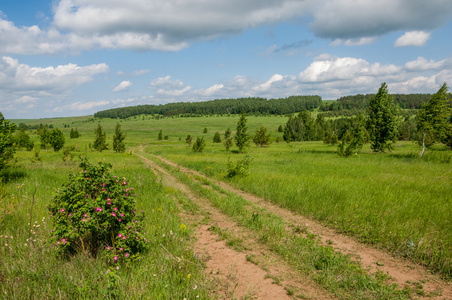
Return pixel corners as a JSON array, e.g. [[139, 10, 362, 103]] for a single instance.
[[93, 123, 108, 152], [234, 111, 250, 152], [113, 123, 126, 153]]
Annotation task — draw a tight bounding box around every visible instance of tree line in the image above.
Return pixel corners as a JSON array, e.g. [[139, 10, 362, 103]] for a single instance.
[[94, 96, 322, 119]]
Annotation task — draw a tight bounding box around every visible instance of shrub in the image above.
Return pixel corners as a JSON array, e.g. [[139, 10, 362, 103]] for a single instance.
[[48, 157, 149, 263], [192, 137, 206, 152], [226, 157, 253, 178], [213, 132, 221, 143]]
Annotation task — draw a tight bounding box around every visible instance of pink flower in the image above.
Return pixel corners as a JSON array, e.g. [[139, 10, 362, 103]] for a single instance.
[[57, 241, 60, 245], [69, 213, 72, 217], [134, 220, 137, 223], [106, 246, 111, 250], [120, 247, 123, 251], [62, 238, 66, 245], [61, 209, 65, 213], [107, 197, 111, 201], [133, 211, 136, 214], [113, 256, 118, 262], [123, 181, 127, 186], [96, 207, 102, 212], [118, 233, 123, 238], [84, 170, 87, 172], [122, 236, 126, 240], [112, 212, 116, 217], [118, 219, 122, 222], [136, 236, 139, 240], [82, 218, 86, 222], [107, 202, 111, 205], [125, 194, 128, 197], [84, 213, 87, 217], [130, 188, 134, 191], [86, 177, 89, 180], [120, 213, 124, 217], [102, 183, 106, 187], [125, 253, 129, 258], [114, 207, 118, 211], [125, 189, 129, 192]]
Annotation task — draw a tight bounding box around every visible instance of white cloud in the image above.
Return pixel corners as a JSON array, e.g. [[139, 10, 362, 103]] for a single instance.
[[113, 80, 132, 92], [331, 37, 378, 46], [0, 56, 109, 92], [150, 76, 192, 97], [394, 31, 431, 47], [405, 57, 448, 71]]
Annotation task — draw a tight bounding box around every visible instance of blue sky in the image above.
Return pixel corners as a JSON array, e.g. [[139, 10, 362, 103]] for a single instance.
[[1, 0, 452, 119]]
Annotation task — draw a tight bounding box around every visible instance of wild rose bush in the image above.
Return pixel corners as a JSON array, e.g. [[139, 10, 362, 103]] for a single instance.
[[48, 157, 149, 262]]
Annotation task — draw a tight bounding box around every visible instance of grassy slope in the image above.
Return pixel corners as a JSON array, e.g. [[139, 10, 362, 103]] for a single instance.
[[5, 114, 452, 280]]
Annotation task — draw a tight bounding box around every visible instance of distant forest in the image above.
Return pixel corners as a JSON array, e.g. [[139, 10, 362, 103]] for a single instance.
[[94, 93, 433, 119]]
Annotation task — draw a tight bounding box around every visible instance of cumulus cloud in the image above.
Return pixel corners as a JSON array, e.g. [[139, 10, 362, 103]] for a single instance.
[[0, 56, 109, 92], [309, 0, 452, 40], [113, 80, 132, 92], [394, 31, 431, 47], [150, 76, 192, 97], [1, 0, 451, 54], [405, 56, 448, 71]]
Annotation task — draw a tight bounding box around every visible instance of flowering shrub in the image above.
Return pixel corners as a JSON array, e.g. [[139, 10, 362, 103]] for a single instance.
[[48, 157, 149, 262]]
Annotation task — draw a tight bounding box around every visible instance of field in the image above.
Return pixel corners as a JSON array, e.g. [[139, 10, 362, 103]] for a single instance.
[[1, 114, 451, 299]]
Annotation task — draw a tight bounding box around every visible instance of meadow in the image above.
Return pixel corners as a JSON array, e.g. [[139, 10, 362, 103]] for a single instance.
[[1, 114, 451, 298]]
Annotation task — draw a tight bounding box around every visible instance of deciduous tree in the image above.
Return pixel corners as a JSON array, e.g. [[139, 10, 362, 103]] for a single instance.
[[234, 112, 250, 152], [49, 128, 65, 152], [416, 83, 451, 157], [366, 83, 397, 152], [0, 112, 16, 171]]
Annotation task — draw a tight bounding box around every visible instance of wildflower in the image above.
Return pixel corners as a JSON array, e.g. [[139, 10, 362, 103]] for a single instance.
[[113, 256, 118, 262], [125, 253, 129, 258], [130, 188, 134, 191], [96, 207, 102, 212], [122, 236, 125, 240], [84, 170, 87, 172], [112, 212, 116, 217], [61, 208, 65, 213], [69, 213, 72, 217], [120, 247, 123, 251], [133, 210, 136, 214], [107, 202, 111, 205], [103, 183, 106, 187], [120, 213, 124, 217], [62, 238, 67, 245], [57, 241, 60, 245], [118, 219, 122, 222], [118, 233, 122, 238], [84, 213, 87, 217], [82, 218, 86, 222], [86, 177, 89, 180], [125, 194, 128, 197], [106, 246, 111, 250], [107, 197, 111, 201], [114, 207, 118, 211], [187, 274, 191, 279], [123, 181, 127, 186]]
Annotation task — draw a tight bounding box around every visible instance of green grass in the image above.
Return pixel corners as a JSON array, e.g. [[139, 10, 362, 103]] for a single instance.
[[0, 149, 209, 299]]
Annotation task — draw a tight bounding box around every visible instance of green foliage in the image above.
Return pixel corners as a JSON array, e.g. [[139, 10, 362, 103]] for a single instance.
[[416, 83, 451, 156], [283, 110, 324, 142], [224, 128, 233, 151], [366, 83, 398, 152], [192, 137, 205, 152], [158, 129, 163, 140], [226, 157, 253, 178], [252, 126, 271, 147], [112, 123, 126, 153], [15, 128, 34, 151], [277, 125, 283, 132], [0, 113, 16, 171], [185, 134, 193, 146], [94, 95, 322, 119], [213, 132, 221, 143], [234, 112, 251, 152], [70, 128, 80, 138], [39, 126, 50, 149], [49, 128, 65, 152], [93, 123, 108, 152], [203, 127, 208, 133], [48, 157, 148, 262]]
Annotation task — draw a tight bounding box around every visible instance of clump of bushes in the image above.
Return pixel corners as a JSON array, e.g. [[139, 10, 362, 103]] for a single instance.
[[48, 157, 148, 263], [226, 157, 253, 178]]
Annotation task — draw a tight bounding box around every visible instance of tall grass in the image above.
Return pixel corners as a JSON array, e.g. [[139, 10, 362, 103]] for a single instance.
[[0, 150, 209, 298]]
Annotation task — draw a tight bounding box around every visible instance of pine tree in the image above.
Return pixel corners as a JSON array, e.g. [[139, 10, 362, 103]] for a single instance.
[[253, 126, 271, 147], [224, 128, 233, 151], [192, 137, 206, 152], [185, 134, 193, 146], [113, 123, 126, 153], [93, 123, 108, 152], [158, 130, 163, 140], [234, 112, 250, 152], [213, 132, 221, 143], [366, 83, 397, 152]]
